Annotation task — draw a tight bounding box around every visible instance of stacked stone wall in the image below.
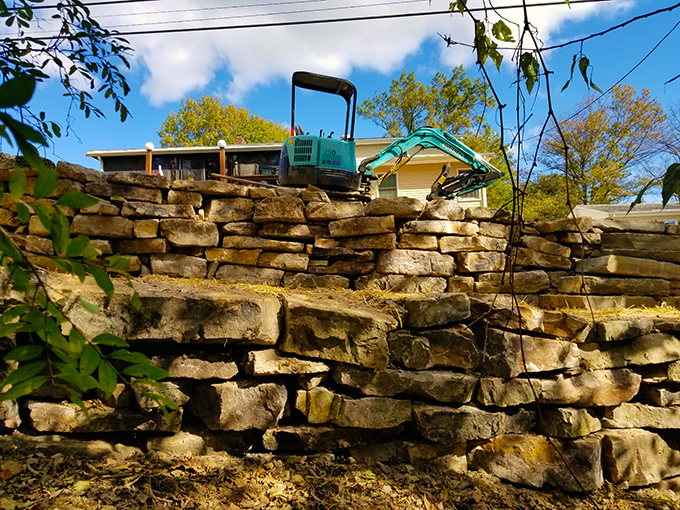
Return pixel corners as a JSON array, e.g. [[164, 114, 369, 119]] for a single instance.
[[5, 161, 680, 311], [3, 161, 680, 493]]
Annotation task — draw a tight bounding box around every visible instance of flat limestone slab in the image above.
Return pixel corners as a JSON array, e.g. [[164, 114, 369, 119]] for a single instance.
[[50, 275, 282, 345], [575, 255, 680, 281]]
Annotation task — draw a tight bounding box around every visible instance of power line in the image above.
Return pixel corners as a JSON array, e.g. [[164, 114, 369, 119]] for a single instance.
[[17, 0, 610, 39], [107, 0, 423, 29], [96, 0, 329, 19]]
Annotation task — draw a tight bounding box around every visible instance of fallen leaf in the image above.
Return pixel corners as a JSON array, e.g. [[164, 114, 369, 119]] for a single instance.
[[72, 480, 92, 492], [0, 461, 23, 481]]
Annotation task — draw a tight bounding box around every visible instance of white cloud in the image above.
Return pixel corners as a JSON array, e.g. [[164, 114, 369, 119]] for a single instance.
[[91, 0, 636, 106]]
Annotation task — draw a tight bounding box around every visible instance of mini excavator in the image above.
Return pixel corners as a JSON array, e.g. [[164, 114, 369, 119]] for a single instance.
[[278, 71, 502, 199]]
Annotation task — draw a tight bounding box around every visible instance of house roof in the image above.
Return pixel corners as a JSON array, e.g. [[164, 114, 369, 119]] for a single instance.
[[573, 203, 680, 221]]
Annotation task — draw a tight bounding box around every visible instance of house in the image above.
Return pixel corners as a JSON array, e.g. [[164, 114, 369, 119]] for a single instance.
[[572, 203, 680, 224], [86, 138, 491, 207]]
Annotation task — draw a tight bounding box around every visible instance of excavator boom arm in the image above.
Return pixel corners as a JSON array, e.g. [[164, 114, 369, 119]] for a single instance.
[[359, 126, 502, 199]]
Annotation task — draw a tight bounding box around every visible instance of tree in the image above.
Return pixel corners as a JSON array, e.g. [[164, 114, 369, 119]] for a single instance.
[[357, 66, 495, 138], [0, 2, 166, 409], [158, 95, 289, 147], [540, 85, 667, 206]]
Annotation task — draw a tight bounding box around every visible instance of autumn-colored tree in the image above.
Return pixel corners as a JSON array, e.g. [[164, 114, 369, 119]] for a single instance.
[[158, 95, 289, 147], [541, 85, 668, 206], [357, 66, 495, 137]]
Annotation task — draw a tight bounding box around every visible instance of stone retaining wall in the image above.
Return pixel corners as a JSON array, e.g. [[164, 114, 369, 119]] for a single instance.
[[3, 160, 680, 492], [6, 161, 680, 311]]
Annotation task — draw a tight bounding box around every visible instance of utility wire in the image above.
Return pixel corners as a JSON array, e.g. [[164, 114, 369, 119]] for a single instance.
[[107, 0, 423, 29], [17, 0, 610, 39], [95, 0, 330, 18]]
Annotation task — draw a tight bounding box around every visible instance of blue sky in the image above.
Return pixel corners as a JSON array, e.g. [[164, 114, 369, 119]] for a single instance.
[[19, 0, 680, 170]]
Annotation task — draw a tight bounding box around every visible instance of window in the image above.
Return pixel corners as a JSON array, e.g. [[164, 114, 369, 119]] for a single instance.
[[378, 173, 398, 199], [457, 187, 481, 200]]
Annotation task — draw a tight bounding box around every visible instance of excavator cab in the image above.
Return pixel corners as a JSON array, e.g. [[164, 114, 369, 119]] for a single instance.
[[278, 71, 362, 191]]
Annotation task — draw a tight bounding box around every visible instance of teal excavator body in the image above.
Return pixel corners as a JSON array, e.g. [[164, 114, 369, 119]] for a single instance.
[[279, 71, 503, 198], [278, 71, 361, 192]]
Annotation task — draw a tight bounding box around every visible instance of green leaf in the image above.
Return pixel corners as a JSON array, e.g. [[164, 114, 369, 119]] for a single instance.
[[142, 391, 180, 411], [628, 180, 657, 214], [87, 264, 114, 298], [33, 167, 58, 199], [130, 290, 142, 311], [50, 207, 71, 257], [0, 74, 35, 108], [66, 235, 91, 258], [0, 228, 24, 266], [71, 260, 86, 282], [520, 52, 540, 94], [15, 202, 31, 224], [98, 361, 118, 398], [450, 0, 467, 13], [0, 322, 24, 338], [662, 163, 680, 207], [106, 255, 130, 272], [92, 333, 128, 347], [122, 363, 167, 380], [109, 349, 150, 364], [4, 344, 43, 362], [9, 168, 26, 201], [80, 344, 101, 376], [33, 203, 53, 233], [562, 54, 578, 91], [0, 360, 46, 389], [491, 20, 514, 42], [0, 376, 48, 401], [79, 299, 99, 314], [57, 191, 99, 209], [68, 327, 86, 354]]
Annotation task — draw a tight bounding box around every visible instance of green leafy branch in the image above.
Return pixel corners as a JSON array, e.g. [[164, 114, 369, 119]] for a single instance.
[[0, 73, 169, 413]]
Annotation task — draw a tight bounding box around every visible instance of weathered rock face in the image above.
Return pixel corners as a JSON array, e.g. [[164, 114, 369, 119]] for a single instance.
[[399, 293, 470, 328], [56, 277, 282, 345], [280, 295, 397, 369], [190, 381, 287, 431], [245, 349, 330, 376], [469, 434, 604, 492], [295, 387, 411, 429], [28, 401, 182, 433], [413, 404, 534, 445], [601, 429, 680, 487], [479, 328, 579, 378], [332, 364, 477, 403]]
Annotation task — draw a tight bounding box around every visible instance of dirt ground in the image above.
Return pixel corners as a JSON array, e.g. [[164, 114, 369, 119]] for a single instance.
[[2, 449, 680, 510]]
